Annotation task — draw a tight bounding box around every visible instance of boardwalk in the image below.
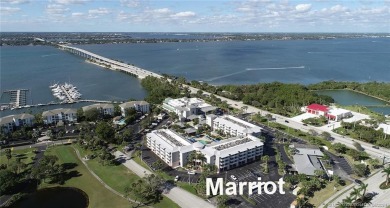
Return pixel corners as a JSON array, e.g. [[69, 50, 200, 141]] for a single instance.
[[59, 44, 163, 80]]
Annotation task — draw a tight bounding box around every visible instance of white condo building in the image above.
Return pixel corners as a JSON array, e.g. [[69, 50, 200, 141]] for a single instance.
[[82, 103, 114, 116], [119, 101, 150, 116], [146, 128, 263, 172], [42, 108, 77, 124], [162, 97, 216, 121], [206, 115, 262, 137], [0, 114, 34, 133]]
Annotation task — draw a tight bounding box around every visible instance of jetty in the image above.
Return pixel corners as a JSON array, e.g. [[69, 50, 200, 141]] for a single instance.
[[2, 89, 29, 107], [58, 45, 163, 80]]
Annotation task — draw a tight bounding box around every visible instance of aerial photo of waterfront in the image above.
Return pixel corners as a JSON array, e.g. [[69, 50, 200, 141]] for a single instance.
[[1, 1, 390, 208]]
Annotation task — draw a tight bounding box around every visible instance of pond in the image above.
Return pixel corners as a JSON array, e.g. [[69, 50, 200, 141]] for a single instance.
[[314, 89, 390, 115], [10, 187, 88, 208]]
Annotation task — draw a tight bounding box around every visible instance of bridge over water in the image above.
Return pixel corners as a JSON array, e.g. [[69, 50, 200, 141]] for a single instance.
[[58, 44, 163, 80]]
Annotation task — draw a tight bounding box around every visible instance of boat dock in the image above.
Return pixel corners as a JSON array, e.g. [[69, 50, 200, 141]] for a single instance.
[[60, 85, 74, 103], [2, 89, 29, 107]]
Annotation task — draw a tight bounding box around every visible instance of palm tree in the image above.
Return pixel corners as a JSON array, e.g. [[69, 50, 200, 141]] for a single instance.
[[382, 165, 390, 186], [343, 196, 354, 206], [359, 183, 368, 200], [261, 155, 269, 173], [4, 149, 12, 166], [350, 188, 361, 200]]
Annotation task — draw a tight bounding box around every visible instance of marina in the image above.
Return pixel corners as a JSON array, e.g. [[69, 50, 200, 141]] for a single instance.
[[50, 82, 82, 103], [1, 89, 29, 110]]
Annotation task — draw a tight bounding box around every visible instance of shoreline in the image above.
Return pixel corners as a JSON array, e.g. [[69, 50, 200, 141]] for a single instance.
[[312, 88, 390, 105]]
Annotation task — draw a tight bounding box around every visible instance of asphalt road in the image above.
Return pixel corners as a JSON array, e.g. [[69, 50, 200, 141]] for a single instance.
[[186, 85, 390, 162]]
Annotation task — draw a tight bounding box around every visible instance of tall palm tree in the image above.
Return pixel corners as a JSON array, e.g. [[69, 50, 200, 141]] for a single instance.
[[382, 165, 390, 186], [350, 188, 361, 200], [261, 155, 269, 173], [359, 183, 368, 200]]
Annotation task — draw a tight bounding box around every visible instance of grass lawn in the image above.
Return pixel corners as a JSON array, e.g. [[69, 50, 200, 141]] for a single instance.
[[133, 154, 152, 171], [0, 147, 37, 167], [43, 145, 136, 208], [309, 180, 351, 207], [177, 182, 198, 195], [74, 145, 180, 208]]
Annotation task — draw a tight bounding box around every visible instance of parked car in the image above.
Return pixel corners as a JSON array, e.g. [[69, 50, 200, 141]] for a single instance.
[[230, 175, 237, 181], [174, 176, 180, 182], [303, 124, 308, 126], [285, 120, 289, 123], [354, 179, 363, 185], [372, 146, 380, 149]]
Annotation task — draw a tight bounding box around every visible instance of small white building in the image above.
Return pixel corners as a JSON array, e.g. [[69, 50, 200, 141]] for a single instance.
[[82, 103, 114, 116], [0, 113, 34, 133], [119, 101, 150, 116], [206, 114, 262, 137], [327, 107, 353, 121], [377, 123, 390, 135], [42, 108, 77, 124], [162, 97, 215, 121]]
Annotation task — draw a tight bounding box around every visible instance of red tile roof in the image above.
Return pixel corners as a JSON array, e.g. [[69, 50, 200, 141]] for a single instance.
[[307, 104, 328, 112]]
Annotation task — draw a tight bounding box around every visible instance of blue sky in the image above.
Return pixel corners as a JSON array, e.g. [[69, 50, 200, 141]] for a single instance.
[[1, 0, 389, 32]]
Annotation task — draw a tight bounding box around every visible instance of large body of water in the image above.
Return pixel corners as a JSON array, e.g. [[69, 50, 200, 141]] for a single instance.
[[78, 38, 390, 85], [1, 45, 146, 105], [1, 38, 390, 115]]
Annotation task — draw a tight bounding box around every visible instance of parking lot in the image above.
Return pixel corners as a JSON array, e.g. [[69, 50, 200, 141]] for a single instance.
[[225, 162, 296, 208]]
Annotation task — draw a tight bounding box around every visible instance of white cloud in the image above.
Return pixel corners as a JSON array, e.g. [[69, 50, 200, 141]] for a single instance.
[[0, 0, 29, 4], [0, 6, 20, 14], [152, 8, 171, 14], [88, 7, 110, 15], [171, 11, 196, 18], [45, 4, 69, 15], [71, 12, 84, 17], [120, 0, 141, 8], [54, 0, 90, 4], [295, 4, 312, 13], [330, 5, 348, 13]]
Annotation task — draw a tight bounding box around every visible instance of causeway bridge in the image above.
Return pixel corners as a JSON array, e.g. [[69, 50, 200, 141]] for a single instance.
[[58, 44, 163, 80]]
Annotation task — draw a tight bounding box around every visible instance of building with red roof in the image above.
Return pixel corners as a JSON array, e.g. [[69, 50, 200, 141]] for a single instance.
[[306, 104, 329, 116]]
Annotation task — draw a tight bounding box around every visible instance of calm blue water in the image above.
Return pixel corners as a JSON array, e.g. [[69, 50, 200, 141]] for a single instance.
[[78, 38, 390, 85], [1, 38, 390, 116], [0, 45, 146, 106], [315, 90, 390, 115]]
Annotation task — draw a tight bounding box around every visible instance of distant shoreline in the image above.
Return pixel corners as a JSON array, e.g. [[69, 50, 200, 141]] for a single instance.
[[312, 88, 390, 104]]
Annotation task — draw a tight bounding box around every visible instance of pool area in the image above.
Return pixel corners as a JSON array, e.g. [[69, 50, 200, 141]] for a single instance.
[[114, 118, 126, 125], [198, 140, 208, 145]]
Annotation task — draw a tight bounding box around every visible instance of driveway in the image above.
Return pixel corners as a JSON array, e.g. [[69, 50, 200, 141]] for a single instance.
[[114, 151, 215, 208]]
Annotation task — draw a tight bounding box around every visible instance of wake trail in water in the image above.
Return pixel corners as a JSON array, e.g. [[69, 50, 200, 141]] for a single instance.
[[41, 54, 59, 57], [246, 66, 305, 71], [206, 66, 306, 81]]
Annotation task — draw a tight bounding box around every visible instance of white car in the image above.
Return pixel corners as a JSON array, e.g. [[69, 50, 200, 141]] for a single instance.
[[230, 175, 237, 181], [174, 176, 180, 182]]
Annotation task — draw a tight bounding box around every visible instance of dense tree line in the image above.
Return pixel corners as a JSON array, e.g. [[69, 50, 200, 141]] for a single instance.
[[337, 122, 390, 148], [188, 81, 334, 116], [308, 81, 390, 102], [141, 76, 181, 104]]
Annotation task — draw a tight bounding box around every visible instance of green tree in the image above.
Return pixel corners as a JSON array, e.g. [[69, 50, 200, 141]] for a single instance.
[[350, 187, 361, 200], [84, 108, 100, 121], [333, 143, 348, 154], [34, 113, 44, 126], [113, 104, 121, 116], [320, 131, 331, 140], [76, 108, 85, 121], [382, 165, 390, 186], [4, 149, 12, 166], [354, 164, 368, 177], [0, 169, 18, 194], [359, 183, 368, 200], [95, 122, 115, 143], [261, 155, 270, 173], [216, 195, 229, 208]]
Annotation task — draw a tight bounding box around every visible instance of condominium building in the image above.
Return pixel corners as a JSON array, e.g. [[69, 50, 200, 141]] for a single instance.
[[206, 115, 262, 137], [82, 103, 114, 116], [42, 108, 77, 124], [146, 129, 264, 172], [119, 101, 150, 116], [0, 113, 34, 133], [162, 97, 216, 121], [202, 135, 263, 172]]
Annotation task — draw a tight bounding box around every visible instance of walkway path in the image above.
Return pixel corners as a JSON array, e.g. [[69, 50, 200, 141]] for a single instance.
[[320, 170, 390, 208], [114, 151, 215, 208], [72, 147, 150, 207]]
